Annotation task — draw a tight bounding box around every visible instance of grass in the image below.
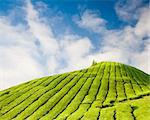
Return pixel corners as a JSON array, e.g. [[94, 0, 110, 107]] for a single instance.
[[0, 61, 149, 120]]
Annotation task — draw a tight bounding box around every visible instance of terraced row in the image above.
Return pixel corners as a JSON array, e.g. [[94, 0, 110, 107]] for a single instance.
[[0, 61, 149, 120]]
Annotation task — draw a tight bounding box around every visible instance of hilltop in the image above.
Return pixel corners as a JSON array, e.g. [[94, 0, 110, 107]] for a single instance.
[[0, 61, 150, 120]]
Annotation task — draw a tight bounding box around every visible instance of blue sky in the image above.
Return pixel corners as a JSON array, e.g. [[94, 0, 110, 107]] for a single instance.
[[0, 0, 149, 90]]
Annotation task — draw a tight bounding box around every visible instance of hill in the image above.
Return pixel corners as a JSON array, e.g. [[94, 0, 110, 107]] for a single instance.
[[0, 61, 150, 120]]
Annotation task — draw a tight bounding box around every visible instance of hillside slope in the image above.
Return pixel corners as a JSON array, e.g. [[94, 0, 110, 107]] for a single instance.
[[0, 62, 150, 120]]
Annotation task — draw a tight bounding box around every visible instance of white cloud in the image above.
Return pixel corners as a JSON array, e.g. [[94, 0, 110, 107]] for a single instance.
[[25, 0, 61, 73], [74, 10, 106, 33], [132, 40, 150, 73], [0, 17, 47, 90], [26, 0, 59, 55], [134, 7, 150, 37], [0, 46, 44, 89], [115, 0, 145, 22], [132, 7, 150, 73], [58, 35, 93, 73], [0, 0, 60, 90]]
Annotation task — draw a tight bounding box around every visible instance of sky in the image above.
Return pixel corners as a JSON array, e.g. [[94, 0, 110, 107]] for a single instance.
[[0, 0, 149, 90]]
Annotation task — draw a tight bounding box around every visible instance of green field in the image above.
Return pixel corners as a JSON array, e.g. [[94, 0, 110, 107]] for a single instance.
[[0, 61, 150, 120]]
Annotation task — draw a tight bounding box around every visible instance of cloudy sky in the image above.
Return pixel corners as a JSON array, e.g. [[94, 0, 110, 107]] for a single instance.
[[0, 0, 149, 90]]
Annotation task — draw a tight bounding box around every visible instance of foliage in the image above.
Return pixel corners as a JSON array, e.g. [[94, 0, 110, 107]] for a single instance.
[[0, 61, 149, 120]]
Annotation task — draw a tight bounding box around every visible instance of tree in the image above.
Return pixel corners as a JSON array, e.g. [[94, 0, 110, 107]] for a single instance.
[[92, 59, 97, 66]]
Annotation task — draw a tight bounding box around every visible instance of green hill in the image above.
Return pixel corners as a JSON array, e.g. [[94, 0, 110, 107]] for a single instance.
[[0, 61, 150, 120]]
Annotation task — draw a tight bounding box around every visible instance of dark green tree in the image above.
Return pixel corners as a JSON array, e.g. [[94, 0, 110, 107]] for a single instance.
[[92, 59, 97, 66]]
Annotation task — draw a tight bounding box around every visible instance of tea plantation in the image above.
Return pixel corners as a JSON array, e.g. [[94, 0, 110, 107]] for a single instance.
[[0, 61, 150, 120]]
